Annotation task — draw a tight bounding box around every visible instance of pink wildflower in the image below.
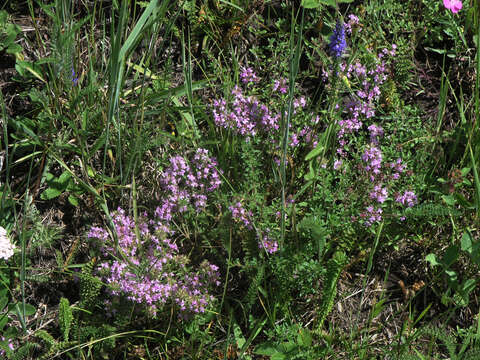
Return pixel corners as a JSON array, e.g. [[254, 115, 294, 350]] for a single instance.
[[443, 0, 462, 13]]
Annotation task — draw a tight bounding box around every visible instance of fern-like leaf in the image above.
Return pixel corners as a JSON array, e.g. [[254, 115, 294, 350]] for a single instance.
[[59, 297, 73, 342], [316, 251, 347, 331], [79, 259, 102, 309], [244, 263, 264, 313], [10, 342, 37, 360]]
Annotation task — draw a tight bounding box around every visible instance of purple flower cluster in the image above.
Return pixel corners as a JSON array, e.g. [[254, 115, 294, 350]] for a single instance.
[[323, 36, 417, 227], [358, 153, 416, 226], [155, 149, 221, 223], [273, 78, 288, 94], [229, 201, 281, 255], [329, 20, 347, 58], [334, 159, 343, 170], [369, 184, 388, 203], [389, 158, 406, 180], [240, 67, 259, 84], [258, 231, 278, 254], [212, 85, 280, 138], [229, 201, 253, 229], [368, 124, 384, 144], [344, 14, 360, 34], [362, 145, 383, 178], [361, 206, 383, 227], [88, 209, 220, 317], [395, 191, 417, 207], [289, 125, 318, 148], [336, 53, 391, 157]]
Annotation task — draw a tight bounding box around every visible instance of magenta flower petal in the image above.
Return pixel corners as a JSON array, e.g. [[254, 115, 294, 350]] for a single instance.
[[443, 0, 462, 13]]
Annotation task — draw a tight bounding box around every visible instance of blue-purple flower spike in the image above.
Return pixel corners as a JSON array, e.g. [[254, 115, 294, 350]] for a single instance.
[[329, 20, 347, 58], [71, 67, 78, 86]]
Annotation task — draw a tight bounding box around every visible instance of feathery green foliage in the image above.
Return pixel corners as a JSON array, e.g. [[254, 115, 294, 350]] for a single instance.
[[316, 251, 347, 331], [59, 297, 73, 342]]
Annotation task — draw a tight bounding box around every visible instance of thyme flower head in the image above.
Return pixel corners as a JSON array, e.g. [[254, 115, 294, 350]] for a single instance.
[[0, 227, 15, 260]]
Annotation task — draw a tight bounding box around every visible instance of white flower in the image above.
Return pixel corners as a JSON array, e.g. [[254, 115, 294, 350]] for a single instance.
[[0, 227, 15, 260]]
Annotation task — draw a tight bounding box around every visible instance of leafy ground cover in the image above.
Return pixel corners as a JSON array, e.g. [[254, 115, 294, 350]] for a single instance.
[[0, 0, 479, 358]]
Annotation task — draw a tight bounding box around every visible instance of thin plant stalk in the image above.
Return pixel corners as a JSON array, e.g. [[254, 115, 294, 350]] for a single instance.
[[280, 6, 304, 247]]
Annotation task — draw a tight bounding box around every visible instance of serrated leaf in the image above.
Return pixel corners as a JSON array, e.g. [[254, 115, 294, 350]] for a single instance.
[[41, 187, 63, 200], [41, 171, 72, 200], [59, 297, 73, 341]]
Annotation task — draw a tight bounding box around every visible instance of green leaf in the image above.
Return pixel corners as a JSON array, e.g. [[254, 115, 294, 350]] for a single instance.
[[461, 167, 471, 176], [9, 303, 36, 317], [0, 295, 7, 311], [233, 321, 246, 350], [41, 187, 63, 200], [59, 297, 73, 341], [304, 161, 316, 181], [426, 253, 440, 267], [41, 171, 72, 200], [68, 194, 80, 207], [454, 193, 474, 209], [301, 0, 351, 7], [6, 43, 22, 54], [0, 314, 8, 331], [305, 143, 324, 161], [442, 194, 456, 206], [254, 342, 280, 356], [15, 60, 46, 82], [445, 269, 458, 283], [461, 278, 476, 293], [453, 278, 476, 307], [301, 0, 323, 8], [424, 47, 447, 54], [297, 328, 312, 347], [461, 231, 473, 254], [442, 245, 459, 267], [370, 298, 386, 320]]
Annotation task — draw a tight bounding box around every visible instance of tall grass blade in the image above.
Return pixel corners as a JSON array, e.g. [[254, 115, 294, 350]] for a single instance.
[[181, 26, 199, 142], [469, 143, 480, 218], [280, 7, 304, 247]]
